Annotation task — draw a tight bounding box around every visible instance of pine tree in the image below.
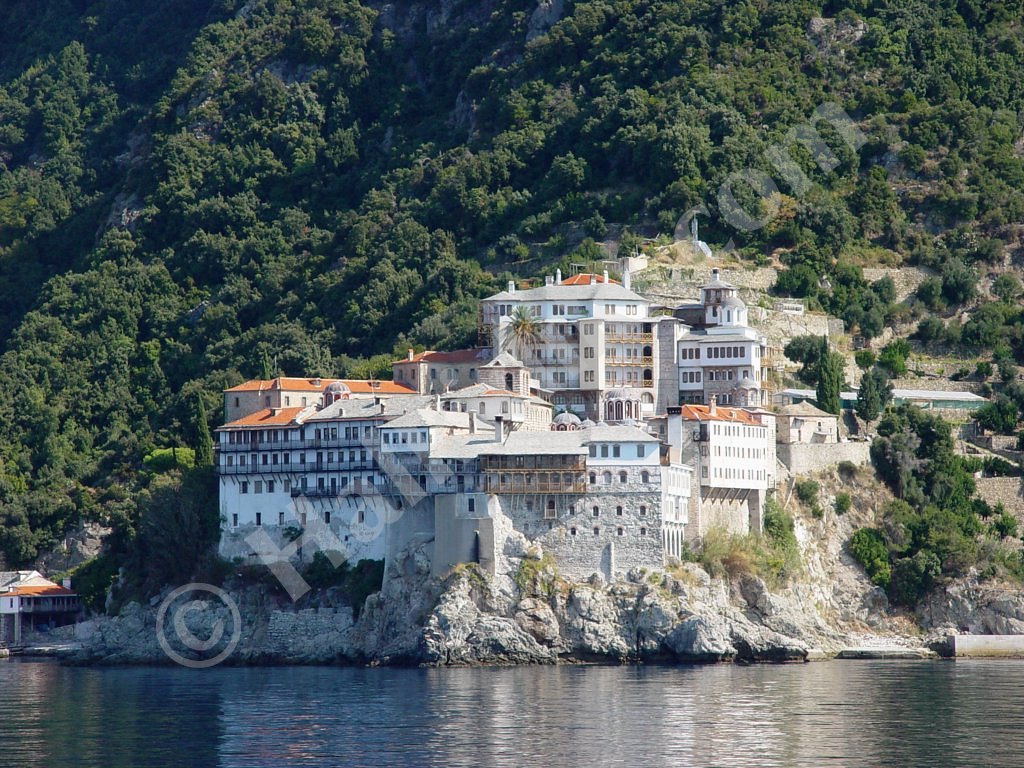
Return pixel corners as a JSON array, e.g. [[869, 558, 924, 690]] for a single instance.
[[856, 367, 882, 421], [816, 338, 844, 415], [193, 394, 214, 469]]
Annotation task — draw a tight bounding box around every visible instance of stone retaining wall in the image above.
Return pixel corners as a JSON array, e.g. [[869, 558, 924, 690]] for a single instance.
[[778, 442, 871, 474], [974, 477, 1024, 517]]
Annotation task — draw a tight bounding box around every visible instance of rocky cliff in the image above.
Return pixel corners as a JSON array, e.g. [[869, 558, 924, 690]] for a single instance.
[[64, 466, 1024, 667]]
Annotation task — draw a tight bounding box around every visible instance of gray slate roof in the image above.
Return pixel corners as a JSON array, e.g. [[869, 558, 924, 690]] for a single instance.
[[484, 282, 648, 303]]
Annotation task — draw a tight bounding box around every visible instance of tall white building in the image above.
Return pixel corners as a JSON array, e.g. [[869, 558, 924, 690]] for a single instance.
[[665, 399, 775, 539], [480, 271, 683, 420], [675, 269, 777, 407]]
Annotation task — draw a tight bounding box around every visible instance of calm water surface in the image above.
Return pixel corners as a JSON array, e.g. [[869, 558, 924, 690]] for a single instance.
[[0, 659, 1021, 767]]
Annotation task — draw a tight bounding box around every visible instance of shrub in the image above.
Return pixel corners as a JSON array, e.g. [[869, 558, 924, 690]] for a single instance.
[[834, 492, 852, 515], [854, 349, 877, 370], [991, 512, 1019, 539], [848, 528, 891, 587], [795, 478, 820, 506], [837, 460, 859, 478], [889, 550, 941, 605], [143, 446, 195, 472]]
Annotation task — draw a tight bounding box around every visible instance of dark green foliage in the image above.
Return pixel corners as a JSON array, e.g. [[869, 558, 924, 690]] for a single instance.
[[2, 0, 1024, 571], [301, 553, 384, 616], [848, 528, 891, 587], [877, 339, 910, 377], [816, 339, 845, 415], [976, 395, 1019, 434], [868, 405, 1012, 605], [795, 479, 820, 506], [982, 456, 1019, 477], [856, 368, 882, 421], [192, 395, 214, 469], [992, 274, 1021, 303], [854, 349, 876, 370], [761, 499, 800, 583], [834, 492, 852, 515]]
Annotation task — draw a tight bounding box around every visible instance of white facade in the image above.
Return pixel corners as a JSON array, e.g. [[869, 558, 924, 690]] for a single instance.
[[675, 269, 774, 408], [480, 272, 682, 420]]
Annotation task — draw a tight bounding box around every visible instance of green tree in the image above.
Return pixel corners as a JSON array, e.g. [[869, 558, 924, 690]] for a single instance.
[[504, 306, 542, 362], [192, 394, 214, 469], [856, 368, 882, 421], [816, 338, 845, 415]]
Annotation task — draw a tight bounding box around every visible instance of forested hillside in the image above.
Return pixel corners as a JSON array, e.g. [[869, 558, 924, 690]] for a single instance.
[[1, 0, 1023, 569]]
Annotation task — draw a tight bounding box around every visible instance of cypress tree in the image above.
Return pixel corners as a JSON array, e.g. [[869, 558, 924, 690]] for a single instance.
[[816, 338, 844, 415], [193, 394, 214, 468], [856, 367, 881, 421]]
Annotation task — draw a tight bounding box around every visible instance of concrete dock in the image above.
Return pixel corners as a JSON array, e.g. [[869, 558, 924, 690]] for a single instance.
[[951, 635, 1024, 658]]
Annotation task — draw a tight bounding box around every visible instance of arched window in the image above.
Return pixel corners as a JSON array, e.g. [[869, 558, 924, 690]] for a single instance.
[[592, 506, 600, 517], [619, 471, 627, 483], [602, 471, 612, 484], [641, 471, 650, 483], [589, 473, 596, 485], [505, 372, 514, 391], [616, 506, 623, 516], [639, 505, 647, 516]]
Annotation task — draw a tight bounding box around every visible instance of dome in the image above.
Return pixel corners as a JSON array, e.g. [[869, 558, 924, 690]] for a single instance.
[[580, 418, 596, 428], [605, 388, 635, 400], [325, 381, 350, 394], [553, 412, 582, 426], [722, 296, 746, 309]]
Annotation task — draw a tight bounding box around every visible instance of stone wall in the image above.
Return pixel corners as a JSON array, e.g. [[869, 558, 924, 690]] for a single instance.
[[974, 477, 1024, 517], [264, 608, 355, 660], [778, 442, 871, 474], [493, 489, 663, 582], [690, 488, 755, 540]]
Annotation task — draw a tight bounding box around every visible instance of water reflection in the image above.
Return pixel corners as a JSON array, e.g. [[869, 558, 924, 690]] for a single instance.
[[2, 660, 1024, 767]]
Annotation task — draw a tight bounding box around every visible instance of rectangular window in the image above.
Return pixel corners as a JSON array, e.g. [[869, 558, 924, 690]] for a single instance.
[[255, 513, 262, 526], [254, 481, 263, 494], [240, 481, 248, 494], [637, 445, 645, 457], [612, 445, 620, 458]]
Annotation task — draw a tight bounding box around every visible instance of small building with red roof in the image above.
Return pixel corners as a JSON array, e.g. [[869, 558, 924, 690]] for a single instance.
[[0, 571, 79, 646]]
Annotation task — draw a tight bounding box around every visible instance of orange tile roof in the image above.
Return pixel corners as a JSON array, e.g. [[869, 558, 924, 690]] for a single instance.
[[559, 273, 620, 286], [224, 377, 338, 393], [678, 404, 761, 425], [8, 584, 77, 597], [221, 407, 306, 428], [339, 379, 416, 395]]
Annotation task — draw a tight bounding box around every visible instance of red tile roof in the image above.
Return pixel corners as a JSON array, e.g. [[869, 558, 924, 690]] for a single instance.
[[339, 379, 416, 395], [221, 407, 306, 428], [225, 377, 338, 393], [678, 404, 761, 425], [559, 273, 620, 286]]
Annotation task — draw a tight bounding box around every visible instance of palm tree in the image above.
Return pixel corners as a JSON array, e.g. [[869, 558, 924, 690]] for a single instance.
[[505, 306, 542, 362]]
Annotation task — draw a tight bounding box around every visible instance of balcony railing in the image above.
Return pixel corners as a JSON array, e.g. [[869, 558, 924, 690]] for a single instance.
[[218, 459, 377, 475], [605, 333, 653, 343], [217, 436, 374, 452]]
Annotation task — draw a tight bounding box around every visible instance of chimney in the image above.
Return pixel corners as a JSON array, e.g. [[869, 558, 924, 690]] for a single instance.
[[494, 415, 504, 443], [469, 411, 477, 434], [545, 275, 554, 286], [666, 406, 682, 465], [508, 280, 516, 294], [623, 266, 631, 291], [379, 402, 386, 414], [407, 348, 414, 361], [555, 269, 562, 284], [603, 269, 609, 283], [711, 268, 720, 281], [709, 394, 717, 416], [434, 394, 441, 411], [589, 274, 594, 285]]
